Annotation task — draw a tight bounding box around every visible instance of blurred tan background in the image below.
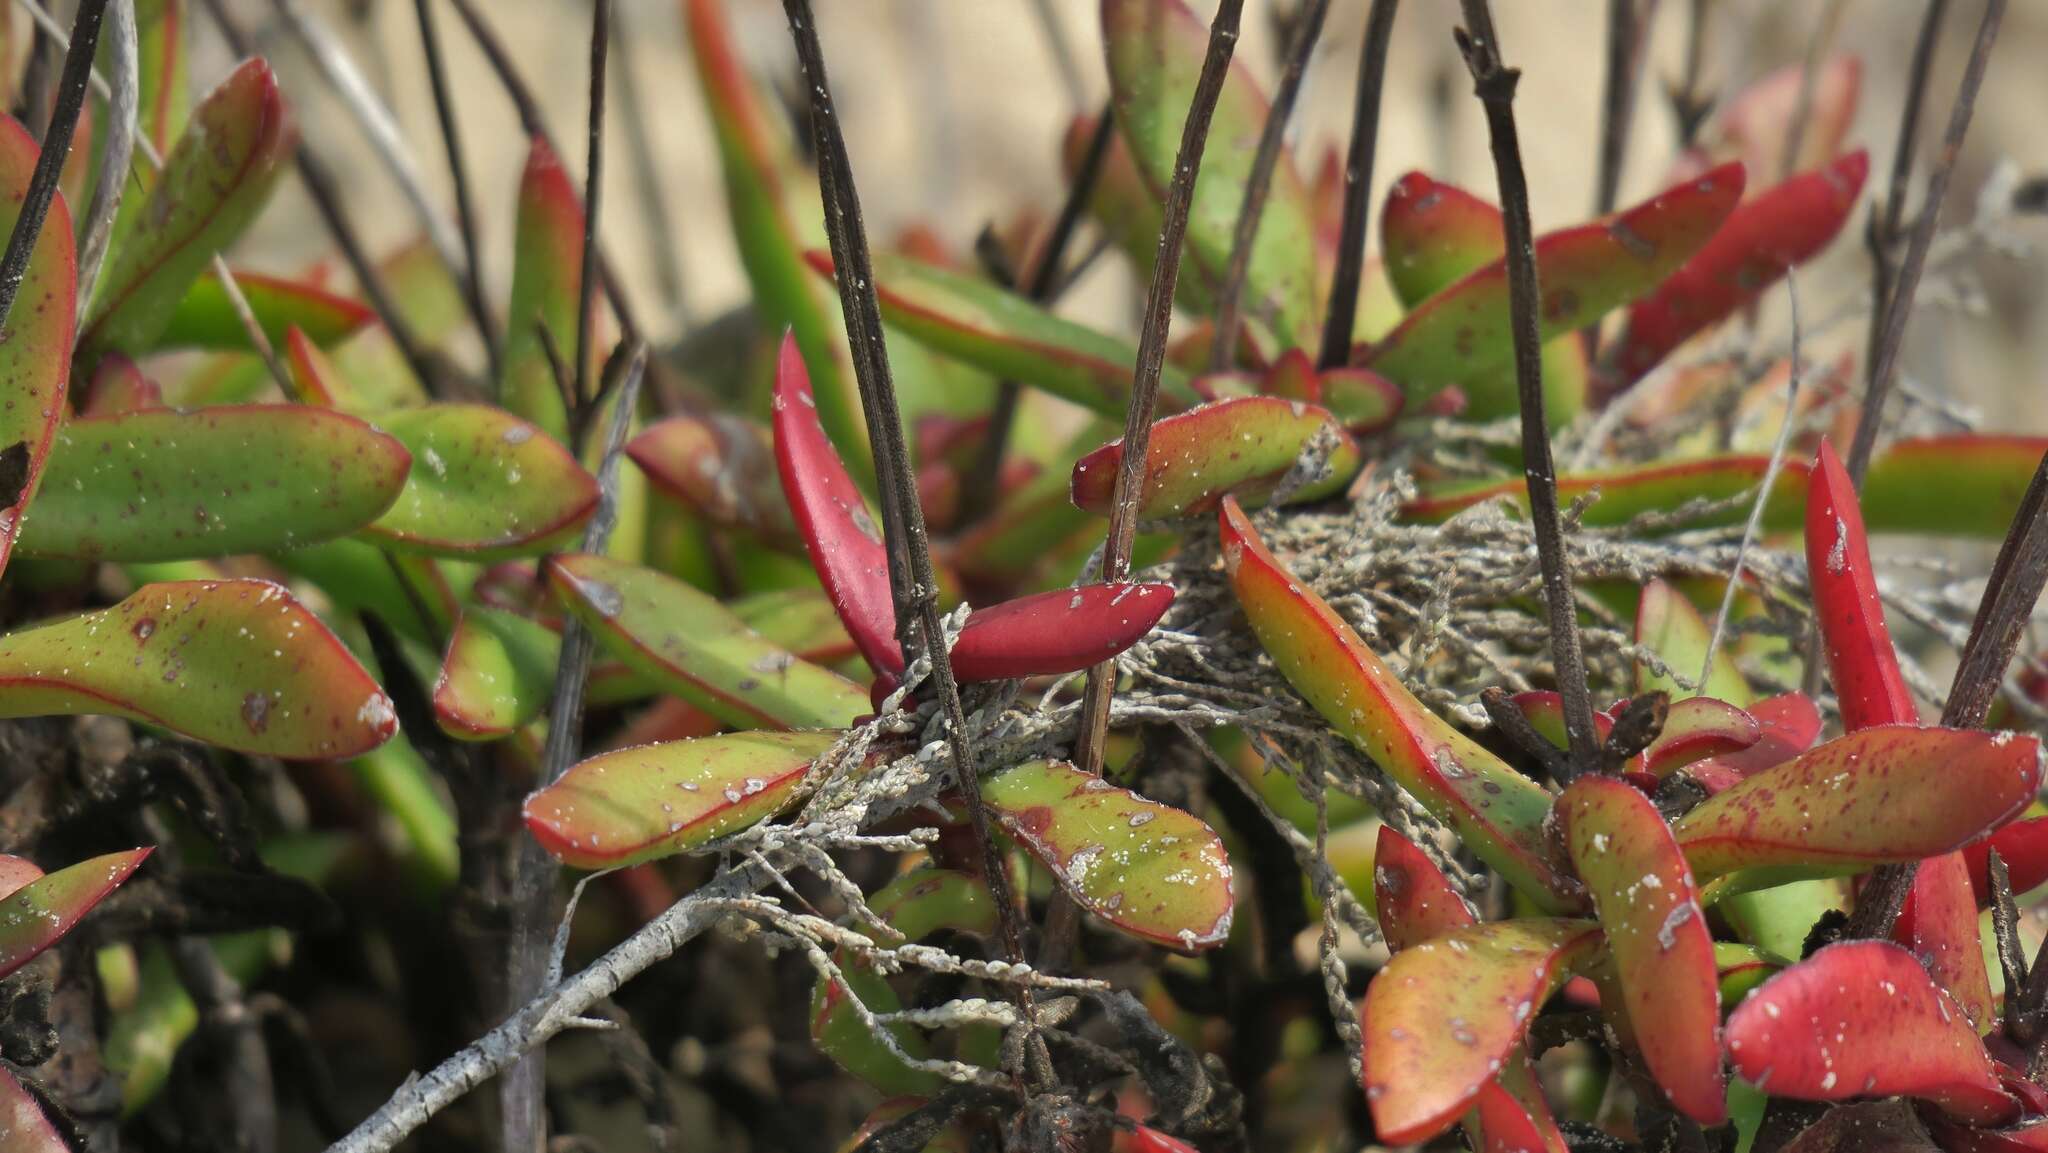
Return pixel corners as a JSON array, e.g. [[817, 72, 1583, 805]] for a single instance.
[[218, 0, 2045, 427]]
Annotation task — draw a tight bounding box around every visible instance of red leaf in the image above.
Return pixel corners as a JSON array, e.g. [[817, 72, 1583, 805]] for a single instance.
[[1642, 697, 1763, 777], [1614, 151, 1869, 384], [1725, 939, 2016, 1126], [1687, 691, 1822, 782], [1473, 1079, 1569, 1153], [1806, 440, 1917, 729], [949, 582, 1174, 681], [1372, 824, 1476, 952], [1895, 849, 1995, 1032]]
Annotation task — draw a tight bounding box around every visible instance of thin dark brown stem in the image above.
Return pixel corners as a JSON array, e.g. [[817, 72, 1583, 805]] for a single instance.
[[411, 0, 500, 381], [573, 0, 612, 410], [1316, 0, 1398, 370], [1593, 0, 1649, 218], [0, 0, 104, 330], [1074, 0, 1247, 777], [1665, 0, 1712, 147], [1210, 0, 1327, 371], [1845, 0, 2004, 485], [1455, 0, 1601, 781], [1478, 686, 1571, 782], [960, 101, 1116, 528], [780, 0, 1030, 1027]]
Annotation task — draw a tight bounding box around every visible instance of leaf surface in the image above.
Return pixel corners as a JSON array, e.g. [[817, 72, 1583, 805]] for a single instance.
[[158, 267, 372, 351], [1806, 441, 1916, 728], [1636, 579, 1753, 704], [1070, 396, 1360, 520], [0, 115, 77, 583], [500, 135, 583, 441], [1372, 824, 1476, 952], [628, 413, 798, 547], [0, 848, 151, 979]]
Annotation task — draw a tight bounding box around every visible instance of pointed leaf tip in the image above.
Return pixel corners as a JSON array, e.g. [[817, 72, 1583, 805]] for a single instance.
[[1372, 824, 1476, 952], [1806, 440, 1916, 729], [0, 848, 152, 980]]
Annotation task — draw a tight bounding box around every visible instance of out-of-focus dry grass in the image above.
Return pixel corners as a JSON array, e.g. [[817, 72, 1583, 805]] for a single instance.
[[243, 1, 2043, 420]]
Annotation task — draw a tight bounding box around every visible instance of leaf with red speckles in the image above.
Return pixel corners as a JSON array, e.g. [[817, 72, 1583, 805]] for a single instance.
[[0, 580, 396, 758], [1686, 692, 1821, 784], [359, 403, 599, 558], [1642, 697, 1762, 776], [1807, 440, 1917, 729], [549, 553, 868, 731], [1070, 396, 1361, 520], [1613, 152, 1869, 385], [1635, 579, 1753, 705], [158, 267, 372, 351], [1897, 849, 1995, 1032], [0, 115, 77, 585], [1364, 164, 1743, 419], [821, 249, 1197, 418], [1220, 498, 1582, 911], [78, 354, 163, 415], [950, 582, 1175, 681], [1725, 940, 2016, 1126], [16, 405, 410, 562], [1361, 917, 1603, 1144], [979, 760, 1232, 951], [628, 414, 800, 548], [0, 849, 150, 980], [0, 1063, 72, 1153], [82, 58, 292, 357], [1102, 0, 1320, 349], [1558, 775, 1725, 1124], [525, 730, 840, 869], [501, 135, 585, 441], [1673, 725, 2043, 883], [1373, 825, 1476, 951]]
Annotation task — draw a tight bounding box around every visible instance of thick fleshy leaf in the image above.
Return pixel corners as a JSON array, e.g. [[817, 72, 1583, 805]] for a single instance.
[[1613, 152, 1869, 385], [1642, 696, 1762, 776], [1807, 441, 1916, 729], [810, 954, 941, 1096], [866, 868, 998, 942], [524, 730, 839, 869], [1689, 692, 1823, 782], [1473, 1079, 1568, 1153], [1364, 165, 1743, 418], [158, 267, 372, 351], [1558, 775, 1725, 1123], [1954, 817, 2048, 908], [1361, 917, 1604, 1144], [1674, 726, 2043, 881], [950, 582, 1175, 682], [82, 58, 291, 356], [1725, 940, 2016, 1126], [360, 404, 598, 558], [980, 760, 1232, 950], [432, 607, 563, 740], [822, 249, 1196, 418], [0, 116, 77, 585], [1898, 849, 1995, 1033], [1316, 365, 1406, 433], [627, 414, 799, 547], [1863, 436, 2048, 539], [17, 405, 410, 562], [0, 1065, 70, 1153], [1402, 455, 1809, 531], [549, 552, 868, 730], [682, 0, 863, 468], [1069, 396, 1361, 520], [1700, 57, 1862, 185], [1636, 579, 1753, 704], [500, 135, 583, 440], [0, 580, 396, 758], [1221, 498, 1581, 910], [1372, 824, 1475, 952], [1102, 0, 1320, 349], [0, 848, 151, 979], [0, 856, 42, 900], [729, 588, 857, 665], [79, 354, 163, 415]]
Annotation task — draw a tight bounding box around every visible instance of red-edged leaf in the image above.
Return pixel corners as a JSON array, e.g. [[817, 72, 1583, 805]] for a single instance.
[[1673, 726, 2043, 881], [78, 353, 162, 415], [1220, 498, 1581, 910], [980, 760, 1233, 950], [0, 1064, 71, 1153], [0, 856, 41, 901], [1636, 578, 1753, 704], [1957, 817, 2048, 908], [1725, 940, 2016, 1125], [0, 580, 396, 758], [1125, 1126, 1199, 1153], [82, 58, 291, 356], [1558, 775, 1725, 1124], [730, 588, 858, 665], [501, 135, 585, 440], [628, 414, 799, 547], [159, 266, 372, 351], [1642, 697, 1762, 777], [772, 332, 898, 676], [1070, 396, 1360, 520], [1614, 151, 1869, 384], [1373, 824, 1476, 951], [1897, 849, 1995, 1032], [1473, 1079, 1568, 1153], [1381, 172, 1502, 308], [1361, 918, 1604, 1144], [1687, 691, 1822, 783], [1364, 164, 1743, 419], [1697, 57, 1862, 193], [1806, 439, 1917, 729], [0, 848, 151, 979], [950, 582, 1175, 682], [1401, 454, 1809, 531], [1863, 436, 2048, 539], [524, 731, 840, 869], [0, 115, 77, 584]]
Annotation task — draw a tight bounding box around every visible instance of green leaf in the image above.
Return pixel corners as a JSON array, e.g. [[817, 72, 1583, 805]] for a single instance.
[[628, 413, 799, 549], [1102, 0, 1321, 349], [728, 587, 856, 665], [0, 580, 397, 758], [866, 868, 998, 942], [0, 115, 79, 583], [362, 404, 599, 558], [1220, 499, 1582, 911], [156, 267, 372, 351], [1402, 454, 1807, 532], [500, 135, 583, 441], [432, 607, 567, 740], [810, 953, 942, 1097], [82, 58, 291, 356], [524, 730, 839, 869], [1070, 396, 1361, 520], [1862, 436, 2048, 540], [0, 849, 151, 979], [18, 405, 409, 562], [1636, 579, 1753, 704], [550, 553, 869, 730], [980, 760, 1233, 950]]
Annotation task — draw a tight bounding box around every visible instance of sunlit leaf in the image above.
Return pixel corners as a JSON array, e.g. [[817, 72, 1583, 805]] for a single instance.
[[0, 580, 396, 758], [360, 403, 598, 558], [1725, 940, 2016, 1126], [1070, 396, 1360, 520], [18, 405, 410, 562], [811, 954, 942, 1096], [157, 267, 372, 351], [1642, 697, 1762, 777], [1807, 441, 1917, 728], [729, 587, 857, 665], [1220, 498, 1582, 910], [0, 848, 151, 979], [1372, 824, 1475, 952], [500, 135, 584, 441], [949, 582, 1175, 682], [866, 868, 998, 942], [1401, 454, 1806, 531], [628, 413, 799, 548], [1862, 436, 2048, 539], [1684, 691, 1821, 788], [1472, 1078, 1569, 1153], [0, 116, 77, 584], [1558, 775, 1724, 1124], [524, 730, 840, 869], [1636, 578, 1753, 704], [981, 760, 1232, 950], [431, 608, 650, 740], [1898, 849, 1994, 1033]]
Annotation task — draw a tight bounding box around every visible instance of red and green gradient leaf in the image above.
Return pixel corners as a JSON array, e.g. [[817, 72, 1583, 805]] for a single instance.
[[0, 848, 151, 979], [1372, 824, 1476, 951], [1806, 440, 1917, 728], [501, 135, 585, 441], [1070, 396, 1361, 520], [0, 115, 77, 584]]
